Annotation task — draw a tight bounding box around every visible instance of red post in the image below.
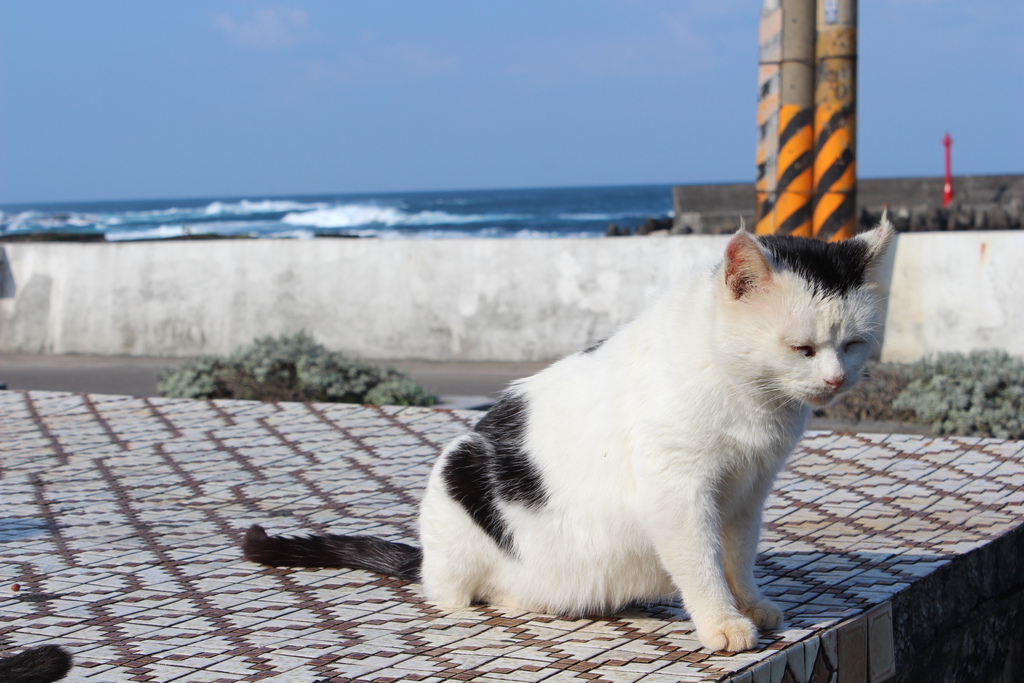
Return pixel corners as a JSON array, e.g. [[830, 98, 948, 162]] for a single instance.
[[942, 132, 954, 207]]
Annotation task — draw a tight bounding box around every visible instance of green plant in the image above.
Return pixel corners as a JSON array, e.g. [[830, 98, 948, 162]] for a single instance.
[[892, 350, 1024, 439], [157, 332, 435, 407]]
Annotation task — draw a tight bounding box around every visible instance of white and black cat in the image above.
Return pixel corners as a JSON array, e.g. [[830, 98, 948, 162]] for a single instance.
[[244, 220, 894, 653], [0, 645, 72, 683]]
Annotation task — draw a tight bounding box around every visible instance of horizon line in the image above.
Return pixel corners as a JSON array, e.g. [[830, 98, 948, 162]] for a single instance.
[[3, 172, 1022, 210]]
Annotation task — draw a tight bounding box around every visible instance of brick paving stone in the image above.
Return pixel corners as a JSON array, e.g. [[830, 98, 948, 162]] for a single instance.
[[1, 390, 1023, 682]]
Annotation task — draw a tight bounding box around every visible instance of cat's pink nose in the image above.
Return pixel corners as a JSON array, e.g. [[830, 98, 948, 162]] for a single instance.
[[824, 376, 845, 391]]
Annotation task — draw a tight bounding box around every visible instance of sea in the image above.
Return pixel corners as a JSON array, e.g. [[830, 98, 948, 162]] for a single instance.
[[0, 185, 675, 241]]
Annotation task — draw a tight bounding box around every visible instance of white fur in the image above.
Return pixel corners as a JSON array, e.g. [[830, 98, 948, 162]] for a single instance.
[[418, 222, 893, 652]]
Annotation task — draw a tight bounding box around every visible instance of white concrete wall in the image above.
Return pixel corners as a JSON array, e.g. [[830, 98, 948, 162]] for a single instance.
[[879, 231, 1024, 362], [1, 232, 1022, 362]]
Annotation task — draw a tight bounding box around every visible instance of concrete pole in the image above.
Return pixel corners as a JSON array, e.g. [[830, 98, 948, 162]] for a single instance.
[[812, 0, 857, 241], [772, 0, 816, 237], [755, 0, 782, 234], [755, 0, 816, 236]]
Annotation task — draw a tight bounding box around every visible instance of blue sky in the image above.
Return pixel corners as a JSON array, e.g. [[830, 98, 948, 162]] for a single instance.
[[1, 0, 1021, 204]]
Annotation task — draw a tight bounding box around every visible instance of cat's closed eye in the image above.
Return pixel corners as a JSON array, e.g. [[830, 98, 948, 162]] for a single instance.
[[789, 345, 816, 357], [843, 340, 866, 354]]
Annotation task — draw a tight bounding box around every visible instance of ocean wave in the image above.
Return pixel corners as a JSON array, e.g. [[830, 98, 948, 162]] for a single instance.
[[1, 209, 103, 234], [329, 226, 600, 240], [281, 204, 524, 229], [105, 199, 327, 226], [105, 224, 193, 241], [103, 219, 321, 241], [3, 186, 672, 240], [203, 199, 326, 216], [556, 212, 635, 221]]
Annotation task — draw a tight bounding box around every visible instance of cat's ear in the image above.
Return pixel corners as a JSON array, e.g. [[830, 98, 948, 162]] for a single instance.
[[723, 228, 773, 299], [855, 210, 896, 266]]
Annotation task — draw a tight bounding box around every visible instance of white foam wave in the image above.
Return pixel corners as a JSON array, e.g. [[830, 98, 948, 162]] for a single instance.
[[1, 210, 41, 231], [103, 199, 326, 226], [281, 204, 522, 229], [1, 210, 101, 232], [556, 212, 653, 222], [105, 225, 191, 241], [342, 227, 600, 240], [203, 199, 326, 216], [557, 212, 616, 221], [282, 205, 405, 228]]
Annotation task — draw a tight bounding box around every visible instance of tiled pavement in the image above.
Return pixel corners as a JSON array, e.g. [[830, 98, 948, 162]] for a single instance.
[[2, 390, 1023, 683]]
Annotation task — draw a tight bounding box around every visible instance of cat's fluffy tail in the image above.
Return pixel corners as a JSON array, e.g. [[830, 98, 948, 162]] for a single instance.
[[0, 645, 73, 683], [242, 525, 422, 581]]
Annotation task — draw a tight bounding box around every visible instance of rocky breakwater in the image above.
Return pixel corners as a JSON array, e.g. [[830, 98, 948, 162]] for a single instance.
[[632, 175, 1024, 237], [866, 198, 1023, 233]]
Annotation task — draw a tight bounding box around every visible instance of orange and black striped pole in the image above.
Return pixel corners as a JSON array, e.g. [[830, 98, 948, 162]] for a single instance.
[[755, 0, 781, 235], [756, 0, 815, 237], [812, 0, 857, 241], [773, 0, 815, 237]]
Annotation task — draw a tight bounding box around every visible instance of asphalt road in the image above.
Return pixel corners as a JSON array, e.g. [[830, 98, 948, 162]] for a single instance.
[[0, 353, 547, 409]]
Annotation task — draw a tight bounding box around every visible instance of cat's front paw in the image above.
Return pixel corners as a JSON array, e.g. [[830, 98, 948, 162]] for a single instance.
[[696, 616, 759, 653], [741, 599, 784, 631]]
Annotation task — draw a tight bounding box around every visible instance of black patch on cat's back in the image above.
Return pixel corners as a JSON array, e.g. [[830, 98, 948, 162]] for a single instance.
[[442, 437, 509, 550], [582, 338, 606, 354], [475, 395, 547, 508], [757, 234, 869, 297], [441, 393, 547, 553]]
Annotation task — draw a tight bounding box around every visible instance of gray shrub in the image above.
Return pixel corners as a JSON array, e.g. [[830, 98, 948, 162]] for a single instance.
[[893, 350, 1024, 439], [157, 332, 435, 407]]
